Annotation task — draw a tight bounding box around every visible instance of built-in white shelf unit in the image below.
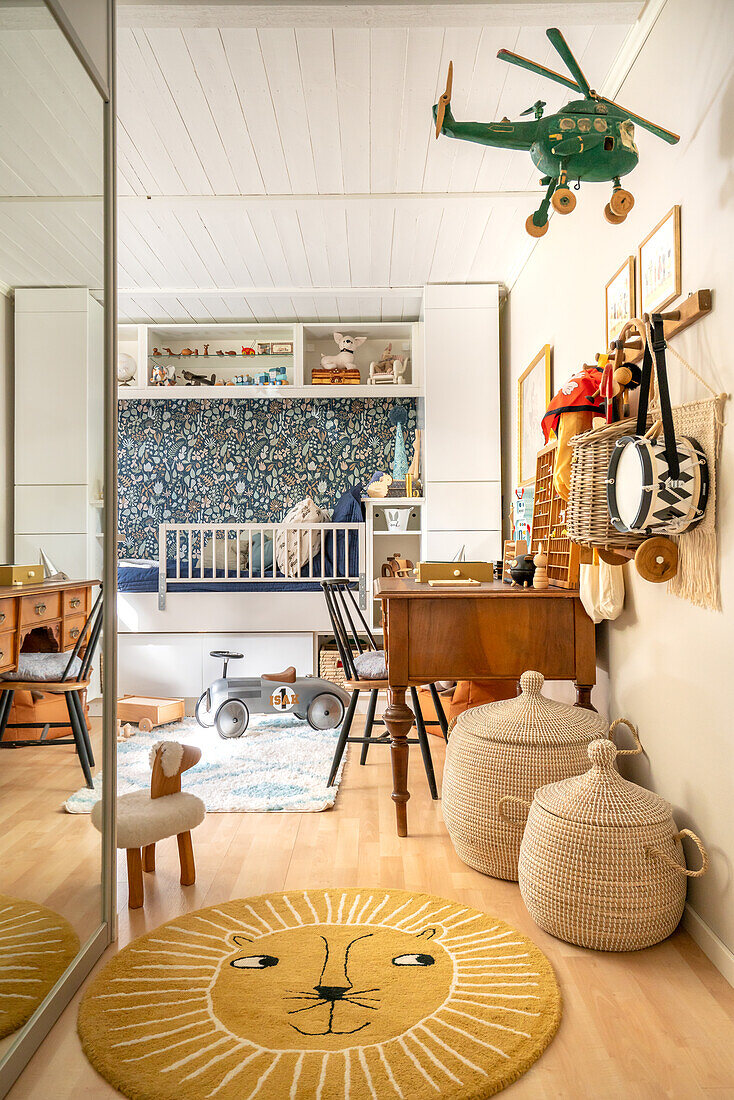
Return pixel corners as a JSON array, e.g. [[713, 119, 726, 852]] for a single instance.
[[118, 321, 422, 399]]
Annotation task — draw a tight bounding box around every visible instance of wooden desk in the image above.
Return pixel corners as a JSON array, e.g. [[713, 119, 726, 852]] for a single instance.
[[376, 578, 596, 836], [0, 578, 97, 674]]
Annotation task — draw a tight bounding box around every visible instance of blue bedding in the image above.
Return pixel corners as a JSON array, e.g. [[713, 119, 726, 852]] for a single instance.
[[118, 528, 361, 594]]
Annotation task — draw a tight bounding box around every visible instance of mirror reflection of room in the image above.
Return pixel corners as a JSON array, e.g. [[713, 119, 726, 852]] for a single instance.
[[0, 0, 107, 1063]]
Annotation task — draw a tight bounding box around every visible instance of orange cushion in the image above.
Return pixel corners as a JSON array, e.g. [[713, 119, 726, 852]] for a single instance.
[[448, 680, 517, 721], [2, 689, 90, 741]]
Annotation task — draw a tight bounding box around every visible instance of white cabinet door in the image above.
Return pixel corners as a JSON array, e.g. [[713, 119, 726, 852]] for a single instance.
[[425, 530, 502, 562], [15, 311, 88, 485], [424, 306, 500, 482], [425, 481, 501, 531], [118, 634, 204, 700], [202, 634, 314, 683]]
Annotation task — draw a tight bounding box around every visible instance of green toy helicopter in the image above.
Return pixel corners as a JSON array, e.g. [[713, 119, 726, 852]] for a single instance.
[[433, 27, 679, 237]]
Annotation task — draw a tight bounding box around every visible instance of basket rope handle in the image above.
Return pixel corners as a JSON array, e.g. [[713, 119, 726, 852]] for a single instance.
[[498, 794, 531, 824], [646, 829, 709, 878], [608, 717, 643, 756]]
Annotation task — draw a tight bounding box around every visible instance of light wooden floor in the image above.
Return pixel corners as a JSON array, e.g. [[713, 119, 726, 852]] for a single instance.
[[6, 728, 734, 1099]]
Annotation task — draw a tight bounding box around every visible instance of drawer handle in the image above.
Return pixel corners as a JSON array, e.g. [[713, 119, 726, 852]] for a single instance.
[[69, 628, 80, 640], [0, 612, 5, 624], [0, 650, 3, 660], [34, 603, 47, 616], [70, 598, 81, 609]]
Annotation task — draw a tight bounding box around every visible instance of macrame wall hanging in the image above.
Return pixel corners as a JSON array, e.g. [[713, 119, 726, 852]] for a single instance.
[[648, 332, 727, 611]]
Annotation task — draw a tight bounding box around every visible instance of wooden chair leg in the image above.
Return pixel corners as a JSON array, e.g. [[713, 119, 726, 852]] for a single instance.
[[70, 690, 95, 768], [428, 682, 449, 741], [0, 689, 14, 737], [142, 843, 156, 872], [327, 689, 358, 787], [177, 831, 196, 886], [64, 691, 93, 788], [126, 848, 144, 909], [359, 689, 379, 765], [411, 687, 438, 800]]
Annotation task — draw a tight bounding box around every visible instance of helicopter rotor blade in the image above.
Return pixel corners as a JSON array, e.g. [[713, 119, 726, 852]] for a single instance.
[[598, 96, 680, 144], [435, 60, 453, 138], [496, 49, 580, 93], [546, 28, 592, 98]]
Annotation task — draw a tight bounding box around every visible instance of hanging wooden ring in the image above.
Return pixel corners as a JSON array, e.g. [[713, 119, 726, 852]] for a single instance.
[[634, 537, 678, 583]]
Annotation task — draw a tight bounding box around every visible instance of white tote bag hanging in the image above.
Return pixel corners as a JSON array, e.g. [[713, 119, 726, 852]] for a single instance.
[[580, 551, 625, 623]]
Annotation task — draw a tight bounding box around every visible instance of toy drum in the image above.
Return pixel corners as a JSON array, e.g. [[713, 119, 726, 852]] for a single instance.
[[607, 433, 709, 535]]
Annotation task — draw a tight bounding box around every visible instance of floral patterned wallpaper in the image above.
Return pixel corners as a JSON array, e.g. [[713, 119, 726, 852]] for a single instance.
[[118, 397, 418, 559]]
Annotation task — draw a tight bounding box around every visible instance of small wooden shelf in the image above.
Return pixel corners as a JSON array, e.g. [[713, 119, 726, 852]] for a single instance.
[[119, 384, 423, 400]]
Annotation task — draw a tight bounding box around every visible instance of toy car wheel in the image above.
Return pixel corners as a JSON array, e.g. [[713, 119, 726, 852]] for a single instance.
[[195, 689, 215, 728], [215, 699, 249, 739], [138, 718, 153, 733], [307, 692, 345, 731]]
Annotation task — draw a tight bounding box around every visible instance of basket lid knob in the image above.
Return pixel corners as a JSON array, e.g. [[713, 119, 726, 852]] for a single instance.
[[519, 670, 544, 696], [588, 737, 617, 768]]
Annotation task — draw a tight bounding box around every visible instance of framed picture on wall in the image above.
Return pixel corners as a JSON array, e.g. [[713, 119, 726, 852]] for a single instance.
[[605, 256, 635, 347], [517, 344, 552, 486], [638, 205, 681, 315]]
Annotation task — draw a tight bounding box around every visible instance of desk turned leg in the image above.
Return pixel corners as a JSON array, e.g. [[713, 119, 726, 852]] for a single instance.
[[575, 684, 597, 711], [384, 687, 414, 837]]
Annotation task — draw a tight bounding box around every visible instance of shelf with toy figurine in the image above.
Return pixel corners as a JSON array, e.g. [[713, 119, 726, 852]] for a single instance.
[[119, 384, 423, 401]]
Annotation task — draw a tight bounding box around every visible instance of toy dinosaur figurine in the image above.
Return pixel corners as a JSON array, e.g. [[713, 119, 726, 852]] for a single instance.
[[433, 28, 679, 237]]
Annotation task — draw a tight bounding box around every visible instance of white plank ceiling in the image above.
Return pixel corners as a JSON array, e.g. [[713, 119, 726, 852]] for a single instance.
[[0, 20, 104, 291], [115, 11, 636, 324], [0, 3, 645, 319]]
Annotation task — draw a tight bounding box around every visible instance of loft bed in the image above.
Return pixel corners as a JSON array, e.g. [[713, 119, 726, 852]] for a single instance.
[[117, 518, 366, 637]]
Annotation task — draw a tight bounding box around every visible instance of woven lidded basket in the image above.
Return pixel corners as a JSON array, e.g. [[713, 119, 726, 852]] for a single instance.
[[442, 671, 607, 881], [567, 417, 650, 551], [513, 736, 709, 951]]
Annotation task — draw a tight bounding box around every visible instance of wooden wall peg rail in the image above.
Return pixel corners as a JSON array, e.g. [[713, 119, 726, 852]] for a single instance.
[[621, 290, 712, 365], [376, 577, 596, 836]]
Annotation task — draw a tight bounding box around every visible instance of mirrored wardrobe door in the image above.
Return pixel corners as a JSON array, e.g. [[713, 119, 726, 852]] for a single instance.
[[0, 0, 116, 1089]]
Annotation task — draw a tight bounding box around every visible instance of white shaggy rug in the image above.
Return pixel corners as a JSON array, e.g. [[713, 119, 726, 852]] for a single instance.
[[64, 715, 346, 814]]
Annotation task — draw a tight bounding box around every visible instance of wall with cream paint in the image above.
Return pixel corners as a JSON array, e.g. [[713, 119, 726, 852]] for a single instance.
[[503, 0, 734, 965]]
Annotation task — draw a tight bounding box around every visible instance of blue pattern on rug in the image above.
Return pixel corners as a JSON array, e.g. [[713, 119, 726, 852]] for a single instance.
[[64, 714, 346, 814], [118, 397, 418, 558]]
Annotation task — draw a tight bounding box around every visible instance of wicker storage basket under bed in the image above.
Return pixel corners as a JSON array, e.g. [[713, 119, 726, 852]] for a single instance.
[[442, 671, 607, 881], [567, 416, 652, 551], [511, 736, 709, 951], [318, 645, 347, 689]]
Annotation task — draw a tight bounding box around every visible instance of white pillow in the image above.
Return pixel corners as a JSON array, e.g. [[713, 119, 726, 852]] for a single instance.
[[275, 498, 330, 577]]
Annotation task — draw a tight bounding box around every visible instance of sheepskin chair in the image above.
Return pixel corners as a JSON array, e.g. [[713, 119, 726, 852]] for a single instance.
[[91, 741, 205, 909]]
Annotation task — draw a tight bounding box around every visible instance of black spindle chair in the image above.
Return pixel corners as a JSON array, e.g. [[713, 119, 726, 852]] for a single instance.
[[0, 588, 104, 788], [321, 579, 448, 799]]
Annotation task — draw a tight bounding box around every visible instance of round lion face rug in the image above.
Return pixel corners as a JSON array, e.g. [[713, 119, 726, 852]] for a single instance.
[[0, 894, 80, 1039], [78, 889, 561, 1099]]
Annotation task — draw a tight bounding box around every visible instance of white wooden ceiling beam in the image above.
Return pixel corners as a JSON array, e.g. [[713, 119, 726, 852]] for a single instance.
[[0, 191, 543, 204], [118, 3, 642, 30], [118, 285, 427, 296]]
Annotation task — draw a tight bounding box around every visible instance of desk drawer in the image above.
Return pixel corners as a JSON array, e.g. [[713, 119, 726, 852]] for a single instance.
[[0, 598, 17, 632], [63, 588, 88, 617], [0, 632, 14, 672], [20, 592, 61, 626], [63, 615, 86, 649]]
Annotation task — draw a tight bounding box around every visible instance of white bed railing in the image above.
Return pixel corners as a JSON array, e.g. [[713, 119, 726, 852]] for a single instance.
[[157, 521, 366, 610]]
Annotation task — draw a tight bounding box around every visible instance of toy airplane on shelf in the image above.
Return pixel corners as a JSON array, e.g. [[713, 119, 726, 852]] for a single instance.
[[433, 27, 679, 237]]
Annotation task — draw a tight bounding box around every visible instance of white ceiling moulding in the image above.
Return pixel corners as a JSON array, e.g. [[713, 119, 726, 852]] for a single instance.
[[118, 192, 544, 207], [117, 285, 424, 296], [118, 2, 642, 29]]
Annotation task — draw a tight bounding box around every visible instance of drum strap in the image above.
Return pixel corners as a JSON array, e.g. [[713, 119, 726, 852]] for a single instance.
[[635, 315, 681, 482]]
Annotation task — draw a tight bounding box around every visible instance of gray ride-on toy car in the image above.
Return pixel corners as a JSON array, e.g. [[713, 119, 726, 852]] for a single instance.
[[195, 651, 350, 739]]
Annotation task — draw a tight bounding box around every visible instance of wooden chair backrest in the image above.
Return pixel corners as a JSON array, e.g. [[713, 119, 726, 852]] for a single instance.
[[150, 742, 201, 799]]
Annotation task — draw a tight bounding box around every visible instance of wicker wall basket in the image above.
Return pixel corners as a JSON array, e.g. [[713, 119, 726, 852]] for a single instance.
[[509, 735, 709, 952], [442, 671, 608, 881], [567, 417, 651, 551], [318, 645, 347, 689]]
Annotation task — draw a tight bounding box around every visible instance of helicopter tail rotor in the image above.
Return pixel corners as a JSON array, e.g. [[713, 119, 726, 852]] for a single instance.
[[435, 60, 453, 138]]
